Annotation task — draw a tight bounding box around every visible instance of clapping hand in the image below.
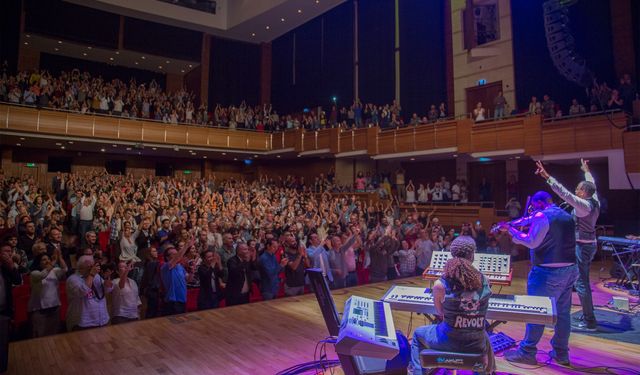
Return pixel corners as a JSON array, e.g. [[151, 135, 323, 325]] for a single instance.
[[535, 160, 550, 180]]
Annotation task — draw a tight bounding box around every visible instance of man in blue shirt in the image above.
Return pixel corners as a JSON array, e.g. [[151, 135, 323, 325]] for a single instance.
[[161, 239, 194, 316], [258, 239, 288, 300], [306, 233, 333, 285]]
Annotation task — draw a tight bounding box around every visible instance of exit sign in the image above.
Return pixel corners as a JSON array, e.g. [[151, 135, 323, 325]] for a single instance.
[[183, 170, 192, 175], [25, 163, 36, 168], [477, 79, 487, 85]]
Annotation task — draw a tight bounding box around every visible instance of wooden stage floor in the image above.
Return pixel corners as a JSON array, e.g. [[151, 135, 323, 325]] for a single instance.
[[7, 260, 640, 375]]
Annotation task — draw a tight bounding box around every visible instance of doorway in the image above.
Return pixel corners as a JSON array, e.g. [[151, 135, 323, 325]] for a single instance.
[[465, 81, 503, 119]]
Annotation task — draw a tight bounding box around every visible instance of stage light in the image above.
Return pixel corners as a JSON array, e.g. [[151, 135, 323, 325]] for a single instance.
[[478, 157, 491, 162]]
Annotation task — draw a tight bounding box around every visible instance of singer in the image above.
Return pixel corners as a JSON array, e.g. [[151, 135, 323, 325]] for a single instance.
[[501, 191, 578, 366], [534, 159, 600, 331]]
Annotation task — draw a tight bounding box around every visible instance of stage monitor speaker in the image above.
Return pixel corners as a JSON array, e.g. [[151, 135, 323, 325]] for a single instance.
[[0, 315, 9, 373], [105, 160, 126, 175], [47, 157, 72, 173]]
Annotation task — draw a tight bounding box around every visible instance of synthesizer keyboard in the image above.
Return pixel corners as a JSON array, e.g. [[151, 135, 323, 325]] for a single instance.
[[598, 236, 640, 251], [336, 296, 399, 360], [422, 251, 513, 286], [381, 285, 556, 326]]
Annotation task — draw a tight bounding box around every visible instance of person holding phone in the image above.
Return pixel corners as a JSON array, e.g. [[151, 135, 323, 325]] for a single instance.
[[66, 255, 113, 331], [111, 260, 141, 324]]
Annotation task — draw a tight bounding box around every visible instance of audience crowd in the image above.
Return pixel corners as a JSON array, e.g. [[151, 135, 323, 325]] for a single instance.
[[0, 169, 513, 339]]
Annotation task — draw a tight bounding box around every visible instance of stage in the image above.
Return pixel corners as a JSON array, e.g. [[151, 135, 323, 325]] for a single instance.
[[7, 260, 640, 375]]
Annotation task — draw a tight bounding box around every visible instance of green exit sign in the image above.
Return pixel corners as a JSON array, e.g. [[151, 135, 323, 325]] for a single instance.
[[25, 163, 36, 168], [183, 170, 192, 175]]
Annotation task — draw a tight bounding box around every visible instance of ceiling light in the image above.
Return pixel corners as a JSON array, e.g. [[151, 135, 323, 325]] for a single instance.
[[68, 141, 74, 144], [180, 70, 185, 73], [165, 60, 170, 64], [152, 147, 157, 150], [55, 142, 62, 146], [112, 144, 117, 147], [115, 51, 120, 55], [410, 158, 415, 161], [276, 155, 281, 158], [253, 155, 258, 158], [100, 148, 105, 152], [515, 156, 521, 159], [57, 40, 62, 44], [453, 154, 458, 158], [109, 57, 114, 61], [297, 9, 302, 13], [83, 53, 87, 56], [281, 18, 285, 22], [188, 64, 193, 68], [192, 152, 197, 155], [126, 147, 132, 151], [265, 26, 270, 30], [316, 0, 320, 3], [87, 46, 92, 50], [61, 146, 65, 149], [233, 158, 238, 161], [19, 137, 25, 140], [25, 34, 30, 38], [23, 42, 28, 45], [158, 66, 163, 69], [251, 33, 256, 37], [141, 56, 146, 60], [16, 143, 21, 146], [203, 156, 207, 159], [54, 48, 59, 51], [134, 62, 138, 65], [297, 154, 301, 157], [222, 152, 226, 156]]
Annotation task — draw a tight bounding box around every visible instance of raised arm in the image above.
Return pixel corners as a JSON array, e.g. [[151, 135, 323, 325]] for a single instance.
[[537, 160, 596, 217]]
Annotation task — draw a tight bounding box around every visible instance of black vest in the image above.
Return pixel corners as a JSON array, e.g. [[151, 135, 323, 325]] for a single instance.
[[575, 196, 599, 241], [532, 206, 576, 265]]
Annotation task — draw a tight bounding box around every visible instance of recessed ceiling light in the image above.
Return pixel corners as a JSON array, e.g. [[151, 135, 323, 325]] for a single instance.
[[192, 152, 197, 156], [180, 70, 185, 73], [253, 155, 258, 158], [188, 64, 193, 68], [19, 137, 25, 140], [16, 143, 21, 146], [297, 9, 302, 13], [83, 53, 87, 56], [68, 141, 74, 144], [515, 156, 521, 159], [276, 155, 281, 158], [115, 51, 120, 55], [109, 57, 114, 61], [55, 142, 62, 146], [281, 18, 285, 22], [265, 26, 270, 30], [126, 147, 132, 151], [112, 144, 117, 147], [57, 40, 62, 44], [54, 48, 59, 51], [316, 0, 320, 3], [138, 152, 142, 155], [233, 158, 238, 161], [453, 154, 458, 158], [410, 158, 415, 161], [134, 62, 138, 65], [297, 154, 301, 157], [25, 34, 30, 38], [141, 56, 146, 60], [23, 42, 28, 45], [158, 65, 163, 69], [165, 60, 170, 64], [100, 148, 105, 152], [87, 46, 92, 50], [152, 147, 157, 150], [203, 156, 207, 159], [251, 33, 256, 37], [222, 152, 226, 156], [61, 146, 65, 149]]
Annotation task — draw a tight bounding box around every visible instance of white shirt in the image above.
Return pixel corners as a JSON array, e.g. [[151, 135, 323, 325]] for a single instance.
[[66, 273, 112, 330], [112, 278, 141, 319], [28, 267, 66, 311]]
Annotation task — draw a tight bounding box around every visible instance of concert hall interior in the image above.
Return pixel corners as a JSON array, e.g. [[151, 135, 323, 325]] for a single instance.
[[1, 0, 640, 375]]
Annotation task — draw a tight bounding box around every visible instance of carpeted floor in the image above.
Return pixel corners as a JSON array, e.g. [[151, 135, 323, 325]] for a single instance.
[[571, 308, 640, 345]]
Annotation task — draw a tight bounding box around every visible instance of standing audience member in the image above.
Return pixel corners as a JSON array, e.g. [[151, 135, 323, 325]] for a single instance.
[[1, 243, 23, 320], [28, 250, 67, 337], [258, 239, 288, 300], [66, 255, 113, 331], [197, 250, 225, 309], [111, 260, 141, 324], [225, 243, 258, 306], [161, 239, 194, 316]]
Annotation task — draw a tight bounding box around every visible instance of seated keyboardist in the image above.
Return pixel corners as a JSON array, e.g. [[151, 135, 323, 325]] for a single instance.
[[409, 236, 495, 375]]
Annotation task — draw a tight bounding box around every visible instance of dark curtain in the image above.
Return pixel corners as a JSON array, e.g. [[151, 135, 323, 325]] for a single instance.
[[209, 37, 260, 107], [511, 0, 615, 112], [0, 0, 21, 74], [399, 0, 447, 118], [24, 0, 119, 48], [634, 0, 640, 89], [271, 1, 354, 114], [40, 53, 166, 87], [124, 17, 202, 61], [358, 0, 395, 107]]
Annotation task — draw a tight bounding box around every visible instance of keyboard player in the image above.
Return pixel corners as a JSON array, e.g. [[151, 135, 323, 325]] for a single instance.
[[501, 191, 578, 366], [409, 236, 495, 375]]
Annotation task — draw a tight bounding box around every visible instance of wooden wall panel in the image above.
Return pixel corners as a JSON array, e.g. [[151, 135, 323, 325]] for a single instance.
[[523, 115, 542, 155], [377, 132, 396, 154], [6, 106, 38, 133], [541, 126, 575, 154], [165, 126, 187, 144], [187, 127, 210, 146], [141, 122, 166, 143], [93, 117, 120, 139], [65, 114, 94, 137], [36, 111, 67, 135], [623, 131, 640, 173], [117, 120, 143, 141], [435, 123, 458, 148]]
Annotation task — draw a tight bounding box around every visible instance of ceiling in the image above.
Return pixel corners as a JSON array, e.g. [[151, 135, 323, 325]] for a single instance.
[[65, 0, 347, 43], [22, 33, 199, 75]]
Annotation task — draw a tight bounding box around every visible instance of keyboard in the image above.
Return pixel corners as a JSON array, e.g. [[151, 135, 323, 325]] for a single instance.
[[422, 251, 513, 286], [336, 296, 399, 360], [381, 285, 556, 326], [598, 236, 640, 251]]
